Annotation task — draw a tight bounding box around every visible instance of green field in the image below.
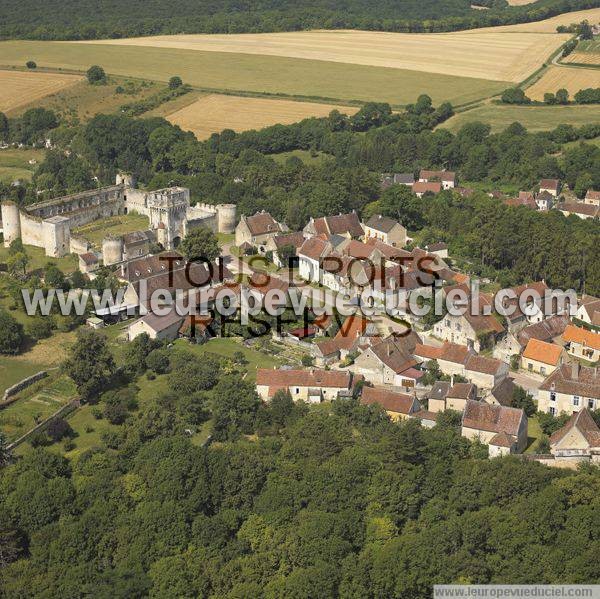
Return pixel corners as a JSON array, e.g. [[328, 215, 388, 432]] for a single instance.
[[0, 243, 79, 272], [0, 375, 75, 441], [0, 41, 508, 107], [0, 148, 45, 184], [271, 149, 334, 165], [574, 39, 600, 54], [73, 212, 149, 248], [442, 103, 600, 133], [171, 337, 282, 381]]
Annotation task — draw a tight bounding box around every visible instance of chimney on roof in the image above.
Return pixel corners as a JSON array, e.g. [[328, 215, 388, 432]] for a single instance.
[[572, 362, 580, 380]]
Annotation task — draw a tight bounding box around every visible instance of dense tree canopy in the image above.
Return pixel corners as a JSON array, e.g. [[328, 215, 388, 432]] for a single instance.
[[0, 0, 596, 39], [1, 398, 599, 597]]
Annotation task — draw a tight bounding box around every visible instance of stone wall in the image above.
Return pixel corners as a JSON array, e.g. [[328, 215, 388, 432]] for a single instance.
[[1, 371, 48, 404]]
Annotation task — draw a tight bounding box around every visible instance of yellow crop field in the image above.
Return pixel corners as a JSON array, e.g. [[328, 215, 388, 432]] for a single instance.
[[562, 52, 600, 65], [80, 28, 569, 83], [473, 7, 600, 32], [526, 66, 600, 100], [506, 0, 537, 5], [166, 94, 359, 139], [0, 70, 82, 112]]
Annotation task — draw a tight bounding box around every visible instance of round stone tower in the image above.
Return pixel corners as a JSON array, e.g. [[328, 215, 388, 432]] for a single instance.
[[1, 201, 22, 247], [102, 235, 123, 266], [216, 204, 236, 234]]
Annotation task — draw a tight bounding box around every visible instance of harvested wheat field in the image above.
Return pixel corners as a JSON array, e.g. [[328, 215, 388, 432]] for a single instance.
[[167, 94, 358, 139], [81, 28, 568, 83], [526, 66, 600, 100], [562, 40, 600, 65], [0, 69, 82, 112], [473, 7, 600, 32], [506, 0, 537, 5]]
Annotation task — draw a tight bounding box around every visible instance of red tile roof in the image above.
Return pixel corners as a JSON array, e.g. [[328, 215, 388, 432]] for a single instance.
[[299, 237, 330, 261], [462, 399, 524, 436], [522, 338, 564, 366], [361, 386, 417, 415], [540, 364, 600, 400], [245, 212, 283, 236], [563, 324, 600, 352], [255, 368, 352, 389], [550, 409, 600, 447], [464, 354, 504, 376], [412, 181, 442, 195]]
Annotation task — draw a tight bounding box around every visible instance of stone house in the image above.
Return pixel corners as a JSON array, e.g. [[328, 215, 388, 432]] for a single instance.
[[78, 252, 99, 274], [558, 202, 599, 220], [128, 309, 183, 342], [255, 368, 359, 403], [362, 214, 407, 247], [381, 173, 415, 188], [414, 342, 473, 378], [584, 190, 600, 206], [360, 386, 421, 421], [235, 211, 286, 248], [493, 314, 570, 362], [298, 237, 331, 284], [428, 381, 477, 413], [538, 363, 600, 415], [303, 212, 363, 239], [539, 178, 560, 197], [419, 169, 456, 189], [461, 399, 528, 457], [576, 295, 600, 325], [266, 231, 306, 268], [563, 324, 600, 363], [353, 332, 421, 388], [550, 408, 600, 463], [313, 315, 378, 366], [484, 376, 516, 408], [426, 381, 451, 413], [412, 181, 442, 197], [464, 354, 508, 390], [432, 301, 504, 352], [521, 338, 566, 376]]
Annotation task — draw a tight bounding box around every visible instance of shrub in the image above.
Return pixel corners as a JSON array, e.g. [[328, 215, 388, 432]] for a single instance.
[[47, 418, 73, 442], [168, 76, 183, 89], [26, 60, 37, 69], [86, 65, 106, 85]]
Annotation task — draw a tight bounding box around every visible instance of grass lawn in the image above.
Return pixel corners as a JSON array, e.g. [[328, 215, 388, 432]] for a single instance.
[[0, 148, 45, 183], [0, 41, 508, 107], [441, 103, 600, 133], [172, 336, 282, 381], [216, 233, 234, 246], [73, 213, 149, 248], [271, 149, 333, 165], [525, 415, 544, 454], [0, 244, 79, 273], [0, 375, 75, 442]]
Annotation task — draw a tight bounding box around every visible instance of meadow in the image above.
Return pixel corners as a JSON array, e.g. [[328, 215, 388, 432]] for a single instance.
[[0, 148, 45, 184], [0, 41, 508, 107], [81, 28, 568, 83], [5, 76, 160, 121], [442, 102, 600, 132], [73, 213, 150, 248], [0, 69, 81, 113], [526, 66, 600, 100], [166, 94, 359, 139]]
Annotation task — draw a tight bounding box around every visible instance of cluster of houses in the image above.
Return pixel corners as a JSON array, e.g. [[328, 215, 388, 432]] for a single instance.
[[80, 166, 600, 464], [381, 168, 458, 197], [381, 171, 599, 220], [502, 179, 600, 220]]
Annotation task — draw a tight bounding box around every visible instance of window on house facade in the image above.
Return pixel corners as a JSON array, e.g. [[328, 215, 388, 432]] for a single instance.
[[573, 396, 580, 406], [550, 391, 556, 402], [588, 399, 595, 409], [550, 407, 556, 415]]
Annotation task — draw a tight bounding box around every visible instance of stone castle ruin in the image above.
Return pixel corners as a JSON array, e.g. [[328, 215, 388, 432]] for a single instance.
[[1, 174, 236, 264]]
